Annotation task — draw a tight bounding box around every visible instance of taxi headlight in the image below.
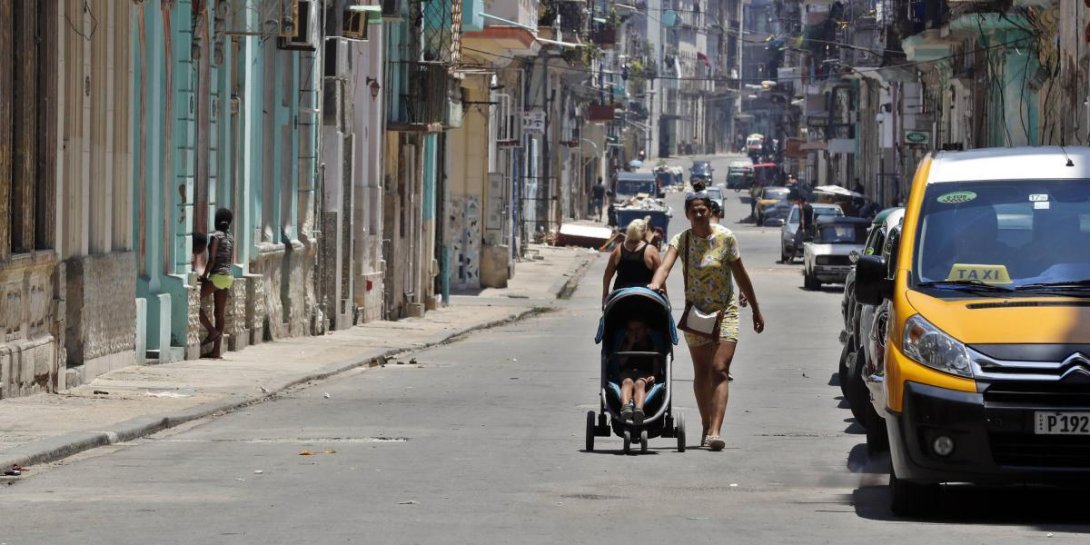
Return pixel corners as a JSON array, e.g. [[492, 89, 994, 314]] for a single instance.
[[902, 315, 973, 378]]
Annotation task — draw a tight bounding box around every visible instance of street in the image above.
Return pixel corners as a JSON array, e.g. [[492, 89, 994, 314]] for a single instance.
[[1, 155, 1087, 544]]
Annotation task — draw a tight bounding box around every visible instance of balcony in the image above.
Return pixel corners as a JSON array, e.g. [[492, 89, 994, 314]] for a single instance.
[[389, 62, 449, 131], [461, 0, 541, 65], [590, 23, 616, 47]]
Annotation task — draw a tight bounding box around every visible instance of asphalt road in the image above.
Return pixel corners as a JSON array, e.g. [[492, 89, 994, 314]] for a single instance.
[[1, 154, 1087, 544]]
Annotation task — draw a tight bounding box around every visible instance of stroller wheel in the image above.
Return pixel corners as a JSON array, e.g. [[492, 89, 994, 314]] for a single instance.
[[640, 430, 648, 454], [623, 430, 632, 455], [585, 411, 596, 452], [676, 412, 686, 453]]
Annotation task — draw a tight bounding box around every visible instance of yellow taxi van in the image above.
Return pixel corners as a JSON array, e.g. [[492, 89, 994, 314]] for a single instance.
[[855, 147, 1090, 515]]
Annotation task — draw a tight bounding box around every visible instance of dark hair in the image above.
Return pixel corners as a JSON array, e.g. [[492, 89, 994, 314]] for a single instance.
[[684, 191, 709, 211], [691, 180, 707, 192], [214, 208, 233, 231], [192, 232, 208, 254], [708, 199, 722, 217]]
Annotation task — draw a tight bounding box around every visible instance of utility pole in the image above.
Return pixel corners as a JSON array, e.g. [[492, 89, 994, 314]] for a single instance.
[[540, 54, 550, 234]]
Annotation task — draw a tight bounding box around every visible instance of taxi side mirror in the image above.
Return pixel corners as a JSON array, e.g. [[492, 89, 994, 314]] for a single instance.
[[855, 255, 891, 306]]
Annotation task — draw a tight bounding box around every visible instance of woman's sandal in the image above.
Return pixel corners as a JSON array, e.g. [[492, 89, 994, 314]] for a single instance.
[[706, 435, 725, 451]]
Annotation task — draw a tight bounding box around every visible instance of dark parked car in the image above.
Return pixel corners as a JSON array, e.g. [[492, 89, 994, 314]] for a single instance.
[[838, 208, 903, 434], [690, 161, 713, 183]]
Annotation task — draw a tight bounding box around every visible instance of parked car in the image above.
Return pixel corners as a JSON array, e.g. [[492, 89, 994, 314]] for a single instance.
[[780, 203, 844, 262], [690, 161, 713, 183], [704, 186, 725, 214], [726, 160, 754, 191], [761, 200, 792, 227], [854, 146, 1090, 516], [753, 186, 790, 224], [838, 208, 904, 427], [802, 217, 869, 289]]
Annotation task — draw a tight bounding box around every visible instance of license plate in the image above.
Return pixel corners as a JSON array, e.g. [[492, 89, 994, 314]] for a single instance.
[[1035, 412, 1090, 435]]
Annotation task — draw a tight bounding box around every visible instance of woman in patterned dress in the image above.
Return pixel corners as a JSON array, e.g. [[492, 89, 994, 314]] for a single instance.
[[648, 191, 765, 451]]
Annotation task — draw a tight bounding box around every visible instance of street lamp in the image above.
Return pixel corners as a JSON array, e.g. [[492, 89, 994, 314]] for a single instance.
[[366, 77, 381, 100]]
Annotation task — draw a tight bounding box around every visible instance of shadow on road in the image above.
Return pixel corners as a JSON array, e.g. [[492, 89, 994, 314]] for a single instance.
[[843, 421, 865, 435], [827, 372, 840, 387], [853, 482, 1090, 531], [845, 444, 1090, 531], [581, 448, 666, 456]]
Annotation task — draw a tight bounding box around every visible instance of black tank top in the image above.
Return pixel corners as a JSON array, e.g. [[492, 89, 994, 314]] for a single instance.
[[613, 243, 654, 291]]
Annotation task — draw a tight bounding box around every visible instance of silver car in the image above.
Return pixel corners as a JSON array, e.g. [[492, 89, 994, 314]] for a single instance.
[[704, 186, 725, 214], [780, 203, 843, 262], [802, 217, 871, 289]]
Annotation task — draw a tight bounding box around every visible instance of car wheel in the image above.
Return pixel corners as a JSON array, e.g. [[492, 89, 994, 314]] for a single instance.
[[865, 406, 890, 454], [804, 269, 820, 290], [837, 339, 853, 399], [844, 348, 869, 425], [889, 469, 940, 518]]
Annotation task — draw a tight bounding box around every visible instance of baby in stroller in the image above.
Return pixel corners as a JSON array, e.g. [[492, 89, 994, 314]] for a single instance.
[[617, 318, 660, 425]]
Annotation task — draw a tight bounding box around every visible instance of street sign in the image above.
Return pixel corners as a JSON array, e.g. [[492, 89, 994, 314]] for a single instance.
[[522, 110, 545, 133], [904, 130, 930, 145]]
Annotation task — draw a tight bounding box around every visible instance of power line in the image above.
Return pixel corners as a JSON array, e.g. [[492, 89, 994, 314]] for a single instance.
[[460, 33, 1039, 87]]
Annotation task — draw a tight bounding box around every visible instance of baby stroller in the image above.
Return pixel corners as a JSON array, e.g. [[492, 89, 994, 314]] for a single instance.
[[588, 287, 686, 454]]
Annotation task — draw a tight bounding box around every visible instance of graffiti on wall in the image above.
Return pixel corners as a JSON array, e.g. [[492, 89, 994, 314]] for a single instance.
[[449, 196, 481, 289]]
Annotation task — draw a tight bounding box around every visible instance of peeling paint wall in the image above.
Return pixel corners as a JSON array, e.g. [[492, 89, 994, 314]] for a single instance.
[[449, 195, 482, 289]]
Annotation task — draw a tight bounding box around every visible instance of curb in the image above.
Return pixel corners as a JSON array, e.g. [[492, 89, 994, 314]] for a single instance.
[[0, 251, 597, 472], [550, 251, 598, 299]]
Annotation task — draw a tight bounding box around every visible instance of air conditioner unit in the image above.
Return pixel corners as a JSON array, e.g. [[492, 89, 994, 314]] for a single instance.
[[344, 10, 368, 40], [278, 0, 318, 51], [344, 4, 382, 40], [278, 0, 299, 38]]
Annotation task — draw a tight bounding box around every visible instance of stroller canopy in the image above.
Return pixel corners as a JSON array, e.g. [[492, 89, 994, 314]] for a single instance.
[[595, 287, 678, 347]]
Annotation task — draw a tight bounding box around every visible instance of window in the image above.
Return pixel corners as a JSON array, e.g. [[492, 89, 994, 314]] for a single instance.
[[3, 0, 55, 258]]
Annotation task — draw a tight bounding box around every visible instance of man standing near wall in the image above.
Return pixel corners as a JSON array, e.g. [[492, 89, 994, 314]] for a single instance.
[[592, 178, 606, 222]]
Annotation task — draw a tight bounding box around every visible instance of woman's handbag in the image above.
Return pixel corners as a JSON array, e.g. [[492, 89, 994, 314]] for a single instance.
[[676, 232, 724, 341]]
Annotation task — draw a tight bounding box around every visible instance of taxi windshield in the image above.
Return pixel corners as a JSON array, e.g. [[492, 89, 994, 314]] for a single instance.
[[914, 180, 1090, 291]]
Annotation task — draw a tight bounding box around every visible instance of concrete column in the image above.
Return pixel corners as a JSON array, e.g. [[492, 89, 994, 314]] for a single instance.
[[135, 297, 147, 365]]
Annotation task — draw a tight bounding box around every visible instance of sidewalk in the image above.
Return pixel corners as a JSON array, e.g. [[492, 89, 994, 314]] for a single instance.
[[0, 245, 598, 473]]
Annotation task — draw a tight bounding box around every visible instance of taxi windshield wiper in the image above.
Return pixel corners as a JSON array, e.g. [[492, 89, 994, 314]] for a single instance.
[[917, 280, 1014, 293], [1015, 279, 1090, 291]]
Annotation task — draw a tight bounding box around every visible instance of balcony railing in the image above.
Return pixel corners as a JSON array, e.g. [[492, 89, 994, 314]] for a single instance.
[[392, 62, 449, 128]]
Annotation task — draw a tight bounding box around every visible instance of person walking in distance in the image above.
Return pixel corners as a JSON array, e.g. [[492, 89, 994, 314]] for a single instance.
[[793, 192, 815, 257], [592, 178, 607, 222], [200, 208, 235, 357], [648, 191, 765, 450]]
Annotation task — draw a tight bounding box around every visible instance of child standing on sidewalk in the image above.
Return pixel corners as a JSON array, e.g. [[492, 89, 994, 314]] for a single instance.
[[199, 208, 235, 358]]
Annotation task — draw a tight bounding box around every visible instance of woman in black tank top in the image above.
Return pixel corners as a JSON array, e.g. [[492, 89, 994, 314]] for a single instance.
[[603, 216, 663, 305]]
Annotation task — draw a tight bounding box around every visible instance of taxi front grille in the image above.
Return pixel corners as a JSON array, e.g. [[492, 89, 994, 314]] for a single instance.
[[983, 383, 1090, 407]]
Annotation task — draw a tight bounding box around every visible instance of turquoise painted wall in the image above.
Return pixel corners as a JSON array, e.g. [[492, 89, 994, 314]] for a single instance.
[[463, 0, 485, 32], [423, 134, 438, 221], [132, 0, 312, 352], [134, 2, 170, 349]]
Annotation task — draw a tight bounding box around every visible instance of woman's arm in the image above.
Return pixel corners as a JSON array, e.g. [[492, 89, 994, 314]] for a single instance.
[[602, 246, 621, 304], [202, 237, 218, 281], [729, 258, 764, 333], [648, 246, 678, 292]]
